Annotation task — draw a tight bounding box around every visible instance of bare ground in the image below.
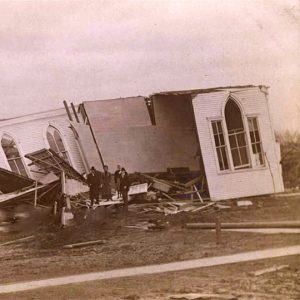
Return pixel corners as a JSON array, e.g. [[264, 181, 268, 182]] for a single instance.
[[0, 195, 299, 298]]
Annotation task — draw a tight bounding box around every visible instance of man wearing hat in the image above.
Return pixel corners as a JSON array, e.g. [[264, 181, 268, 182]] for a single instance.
[[87, 166, 102, 207]]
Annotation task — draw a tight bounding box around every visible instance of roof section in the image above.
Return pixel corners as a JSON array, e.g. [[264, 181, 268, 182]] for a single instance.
[[0, 107, 68, 127], [150, 85, 265, 97], [0, 167, 35, 193], [83, 96, 151, 129], [25, 149, 85, 182]]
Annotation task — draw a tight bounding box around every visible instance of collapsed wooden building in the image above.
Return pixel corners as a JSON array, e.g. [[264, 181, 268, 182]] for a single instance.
[[0, 85, 284, 206], [75, 85, 284, 200]]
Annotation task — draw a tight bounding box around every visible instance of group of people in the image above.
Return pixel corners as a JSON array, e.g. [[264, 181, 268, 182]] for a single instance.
[[86, 165, 130, 210]]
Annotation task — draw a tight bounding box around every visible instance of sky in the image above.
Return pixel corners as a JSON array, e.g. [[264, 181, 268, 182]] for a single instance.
[[0, 0, 299, 132]]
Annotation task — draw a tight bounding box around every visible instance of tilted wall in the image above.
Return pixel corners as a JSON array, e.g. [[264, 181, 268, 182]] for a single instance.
[[192, 87, 284, 201]]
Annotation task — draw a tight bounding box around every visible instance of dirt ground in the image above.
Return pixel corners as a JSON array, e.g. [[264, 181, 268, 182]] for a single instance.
[[0, 255, 299, 300], [0, 194, 299, 299]]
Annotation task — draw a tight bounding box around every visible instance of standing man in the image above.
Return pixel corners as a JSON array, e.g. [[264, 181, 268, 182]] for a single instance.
[[87, 166, 101, 208], [101, 165, 112, 201], [114, 165, 122, 199], [119, 168, 130, 212]]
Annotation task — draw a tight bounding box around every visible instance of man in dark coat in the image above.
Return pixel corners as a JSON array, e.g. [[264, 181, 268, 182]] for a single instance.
[[114, 165, 122, 199], [87, 166, 101, 207], [101, 165, 112, 201], [119, 168, 130, 212]]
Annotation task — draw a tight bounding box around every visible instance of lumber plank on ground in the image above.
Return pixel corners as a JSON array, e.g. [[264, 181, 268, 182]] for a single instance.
[[170, 293, 237, 300], [0, 235, 35, 247], [63, 239, 107, 249], [186, 221, 300, 229], [191, 202, 216, 212], [250, 265, 289, 276]]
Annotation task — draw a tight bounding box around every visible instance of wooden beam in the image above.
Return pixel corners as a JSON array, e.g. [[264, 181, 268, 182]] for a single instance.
[[191, 202, 216, 212], [63, 100, 73, 121], [63, 239, 107, 249], [184, 176, 201, 188], [194, 185, 203, 203], [0, 235, 34, 247], [71, 102, 80, 123], [162, 192, 176, 201], [33, 181, 38, 207], [186, 221, 300, 229]]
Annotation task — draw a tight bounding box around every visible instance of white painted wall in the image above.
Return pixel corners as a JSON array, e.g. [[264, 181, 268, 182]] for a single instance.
[[0, 109, 86, 181], [193, 87, 284, 201]]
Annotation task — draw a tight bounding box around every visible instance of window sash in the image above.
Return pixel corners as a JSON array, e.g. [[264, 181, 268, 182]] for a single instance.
[[8, 157, 28, 177], [211, 120, 229, 171], [248, 117, 264, 166], [47, 128, 71, 164], [228, 130, 250, 169]]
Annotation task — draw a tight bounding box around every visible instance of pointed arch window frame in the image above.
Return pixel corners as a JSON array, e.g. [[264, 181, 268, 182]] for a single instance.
[[46, 126, 71, 165], [209, 94, 266, 173], [1, 133, 29, 177], [224, 96, 251, 170]]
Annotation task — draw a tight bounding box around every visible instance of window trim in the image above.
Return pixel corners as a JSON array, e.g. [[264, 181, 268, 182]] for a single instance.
[[224, 96, 252, 170], [45, 125, 72, 165], [208, 117, 231, 173], [0, 132, 29, 177], [246, 116, 265, 168], [209, 97, 267, 174]]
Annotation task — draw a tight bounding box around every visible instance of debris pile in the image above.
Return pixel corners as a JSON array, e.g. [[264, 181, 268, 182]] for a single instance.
[[1, 154, 218, 235]]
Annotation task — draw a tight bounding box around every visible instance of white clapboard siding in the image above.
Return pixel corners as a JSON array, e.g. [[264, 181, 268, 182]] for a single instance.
[[193, 87, 284, 201], [0, 109, 86, 181]]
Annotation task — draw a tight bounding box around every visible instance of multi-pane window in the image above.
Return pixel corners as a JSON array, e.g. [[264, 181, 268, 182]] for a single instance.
[[248, 117, 264, 166], [46, 126, 70, 164], [1, 134, 28, 177], [211, 99, 265, 172], [211, 120, 229, 171], [227, 128, 250, 169]]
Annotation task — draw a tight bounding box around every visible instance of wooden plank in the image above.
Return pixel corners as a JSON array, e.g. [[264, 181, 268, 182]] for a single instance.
[[141, 173, 187, 191], [184, 176, 201, 188], [0, 185, 46, 205], [194, 185, 203, 203], [186, 221, 300, 229], [33, 181, 38, 207], [61, 171, 66, 194], [162, 192, 176, 201], [191, 202, 216, 212], [153, 181, 171, 193], [128, 183, 148, 195], [26, 154, 63, 173], [0, 235, 34, 247], [36, 182, 59, 201], [63, 239, 107, 249], [250, 265, 289, 276], [170, 293, 236, 300]]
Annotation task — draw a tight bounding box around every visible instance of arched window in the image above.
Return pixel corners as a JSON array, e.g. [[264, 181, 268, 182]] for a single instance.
[[225, 99, 250, 169], [46, 126, 70, 164], [1, 134, 28, 176]]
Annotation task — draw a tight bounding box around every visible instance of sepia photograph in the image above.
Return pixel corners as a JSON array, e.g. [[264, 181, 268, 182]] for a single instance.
[[0, 0, 299, 299]]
